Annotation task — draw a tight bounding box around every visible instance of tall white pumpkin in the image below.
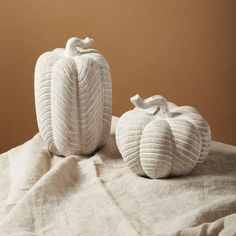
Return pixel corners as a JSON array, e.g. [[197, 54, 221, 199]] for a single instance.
[[35, 37, 112, 156], [116, 95, 211, 179]]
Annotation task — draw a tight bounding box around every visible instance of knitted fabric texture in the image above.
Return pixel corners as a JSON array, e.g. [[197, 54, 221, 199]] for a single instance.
[[34, 37, 112, 156], [116, 95, 211, 179]]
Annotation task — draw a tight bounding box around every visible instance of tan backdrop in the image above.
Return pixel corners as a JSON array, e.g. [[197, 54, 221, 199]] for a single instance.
[[0, 0, 235, 153]]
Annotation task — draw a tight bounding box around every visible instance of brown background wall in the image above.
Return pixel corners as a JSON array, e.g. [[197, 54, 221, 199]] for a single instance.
[[0, 0, 235, 153]]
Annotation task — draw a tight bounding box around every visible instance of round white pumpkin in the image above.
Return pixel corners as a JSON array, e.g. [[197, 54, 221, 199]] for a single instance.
[[116, 94, 211, 179], [35, 37, 112, 156]]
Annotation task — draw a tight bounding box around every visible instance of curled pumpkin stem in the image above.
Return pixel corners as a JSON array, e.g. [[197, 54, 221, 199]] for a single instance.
[[130, 94, 171, 117], [64, 37, 94, 57]]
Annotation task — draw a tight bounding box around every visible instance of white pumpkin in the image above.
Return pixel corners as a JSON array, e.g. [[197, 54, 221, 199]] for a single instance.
[[116, 94, 211, 179], [35, 37, 112, 156]]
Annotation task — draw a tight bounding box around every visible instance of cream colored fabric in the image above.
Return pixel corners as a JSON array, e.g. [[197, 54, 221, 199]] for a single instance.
[[0, 117, 235, 235], [35, 37, 112, 157]]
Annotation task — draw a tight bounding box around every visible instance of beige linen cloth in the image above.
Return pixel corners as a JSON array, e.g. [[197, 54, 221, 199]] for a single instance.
[[0, 117, 236, 236]]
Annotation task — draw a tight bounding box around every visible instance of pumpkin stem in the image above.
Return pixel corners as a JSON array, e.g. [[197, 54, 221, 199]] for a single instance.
[[130, 94, 172, 117], [64, 37, 94, 57]]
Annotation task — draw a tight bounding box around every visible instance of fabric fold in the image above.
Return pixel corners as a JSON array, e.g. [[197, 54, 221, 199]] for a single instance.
[[0, 117, 235, 235]]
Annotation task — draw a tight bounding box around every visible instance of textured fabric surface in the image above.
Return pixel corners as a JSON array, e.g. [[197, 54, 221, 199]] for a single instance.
[[0, 117, 236, 235], [34, 37, 112, 157], [116, 96, 211, 179]]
